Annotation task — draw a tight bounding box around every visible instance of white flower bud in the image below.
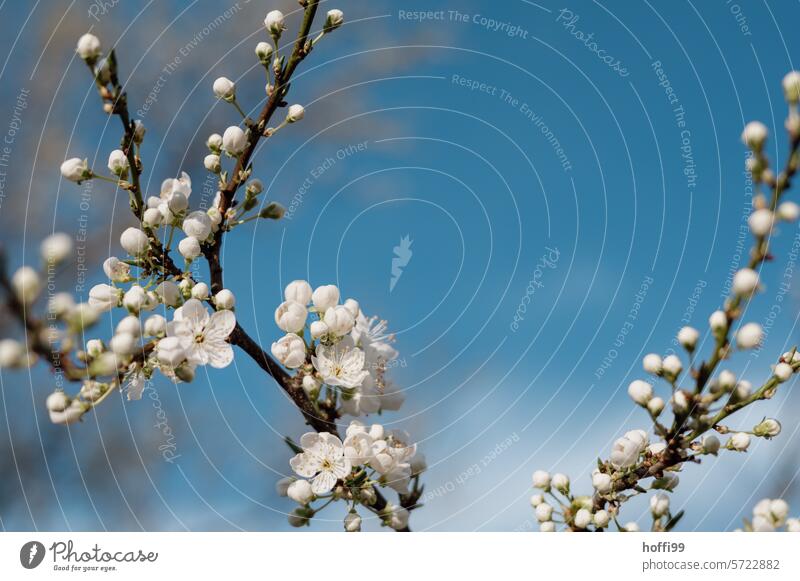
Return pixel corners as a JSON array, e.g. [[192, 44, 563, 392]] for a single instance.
[[343, 298, 360, 318], [107, 149, 129, 176], [677, 326, 699, 350], [284, 280, 312, 305], [671, 390, 690, 413], [593, 510, 610, 528], [551, 473, 569, 493], [734, 379, 752, 400], [288, 508, 310, 528], [178, 236, 201, 260], [132, 120, 146, 143], [650, 493, 670, 518], [271, 333, 306, 369], [120, 227, 149, 256], [309, 320, 329, 339], [574, 508, 592, 529], [736, 322, 763, 349], [60, 157, 91, 182], [325, 9, 344, 32], [255, 41, 273, 63], [709, 310, 727, 331], [702, 434, 720, 454], [770, 499, 790, 524], [529, 494, 544, 507], [264, 10, 285, 37], [718, 369, 736, 390], [212, 77, 236, 101], [88, 283, 121, 312], [116, 315, 142, 337], [76, 33, 101, 59], [748, 208, 773, 237], [46, 391, 70, 412], [12, 266, 41, 304], [344, 510, 361, 532], [312, 284, 339, 311], [182, 211, 212, 240], [259, 202, 285, 220], [661, 354, 683, 377], [191, 282, 210, 300], [206, 133, 223, 152], [41, 232, 72, 264], [642, 353, 662, 374], [222, 125, 247, 156], [203, 154, 221, 173], [754, 418, 781, 438], [774, 362, 793, 382], [324, 305, 355, 336], [215, 289, 236, 310], [275, 477, 294, 496], [733, 268, 759, 296], [274, 300, 307, 333], [788, 518, 800, 532], [103, 257, 130, 282], [535, 502, 553, 522], [531, 470, 551, 489], [142, 208, 163, 228], [302, 374, 320, 396], [729, 432, 751, 451], [85, 339, 104, 358], [539, 521, 555, 532], [0, 339, 23, 368], [110, 332, 137, 355], [742, 121, 768, 150], [286, 104, 305, 123], [154, 281, 180, 307], [157, 336, 186, 367], [783, 71, 800, 103], [387, 506, 409, 530], [647, 397, 665, 416], [123, 285, 148, 313], [287, 479, 314, 504], [627, 379, 653, 405], [778, 201, 800, 222], [144, 314, 167, 337], [591, 472, 612, 494]]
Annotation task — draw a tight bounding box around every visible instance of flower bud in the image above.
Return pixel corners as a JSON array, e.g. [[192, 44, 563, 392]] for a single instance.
[[144, 314, 166, 337], [85, 339, 104, 358], [627, 379, 653, 405], [593, 510, 610, 528], [178, 236, 201, 260], [183, 211, 212, 240], [783, 71, 800, 103], [287, 479, 314, 504], [60, 157, 91, 182], [120, 227, 149, 256], [753, 418, 781, 438], [677, 326, 699, 351], [534, 502, 553, 522], [310, 320, 329, 339], [642, 353, 662, 374], [661, 354, 683, 377], [264, 10, 285, 38], [222, 125, 247, 156], [255, 41, 273, 64], [574, 508, 592, 529], [259, 202, 285, 220], [742, 121, 768, 150], [207, 133, 223, 153], [702, 434, 720, 454], [215, 289, 236, 310], [539, 521, 555, 532], [748, 208, 773, 237], [647, 397, 665, 416], [103, 257, 130, 282], [774, 362, 793, 382], [325, 9, 344, 32], [551, 473, 569, 493], [157, 336, 186, 367], [736, 322, 763, 349], [212, 76, 236, 101], [709, 310, 727, 331], [302, 374, 320, 396], [110, 332, 137, 355], [324, 305, 355, 336], [284, 279, 312, 304], [275, 300, 307, 333], [123, 285, 149, 313], [591, 471, 612, 494], [41, 233, 73, 264], [286, 104, 305, 123], [312, 284, 340, 311], [12, 266, 41, 304], [107, 149, 129, 176], [142, 208, 163, 228], [729, 432, 751, 451], [344, 510, 361, 532], [532, 470, 551, 490], [88, 284, 121, 312], [76, 33, 101, 60], [650, 493, 669, 518], [204, 154, 221, 173]]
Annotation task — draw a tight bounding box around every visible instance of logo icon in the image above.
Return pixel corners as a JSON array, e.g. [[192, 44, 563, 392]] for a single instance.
[[20, 541, 45, 569], [390, 235, 413, 293]]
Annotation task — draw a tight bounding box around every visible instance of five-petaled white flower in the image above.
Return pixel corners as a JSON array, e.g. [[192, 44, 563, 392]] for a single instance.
[[312, 337, 368, 388], [168, 299, 236, 368], [290, 432, 352, 494], [351, 313, 398, 364]]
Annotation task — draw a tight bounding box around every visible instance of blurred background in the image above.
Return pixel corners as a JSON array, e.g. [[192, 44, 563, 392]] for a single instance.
[[1, 0, 800, 531]]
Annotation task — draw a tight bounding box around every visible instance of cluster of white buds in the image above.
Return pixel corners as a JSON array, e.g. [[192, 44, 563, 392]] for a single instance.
[[278, 419, 424, 530], [738, 499, 799, 532], [270, 280, 403, 416]]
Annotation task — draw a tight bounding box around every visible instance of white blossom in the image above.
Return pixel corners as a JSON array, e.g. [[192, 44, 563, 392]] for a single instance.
[[324, 305, 355, 336], [60, 157, 90, 182], [76, 33, 101, 60], [286, 104, 305, 123], [650, 493, 670, 518], [284, 279, 312, 305], [535, 502, 553, 522], [203, 154, 221, 173], [532, 470, 550, 489], [709, 310, 727, 331], [88, 283, 121, 312], [312, 338, 368, 388], [677, 326, 699, 350], [120, 227, 149, 256], [325, 9, 344, 31], [733, 268, 760, 296], [255, 41, 273, 63], [178, 236, 201, 260], [271, 333, 306, 369], [774, 362, 793, 382], [103, 257, 130, 282], [168, 299, 236, 368], [574, 508, 592, 529], [661, 354, 683, 377], [212, 76, 236, 101], [11, 266, 41, 304], [41, 232, 72, 264], [742, 121, 768, 150], [289, 432, 351, 494], [274, 300, 307, 333], [222, 125, 247, 156], [107, 149, 129, 175], [736, 322, 763, 349], [748, 209, 774, 237], [627, 379, 653, 405], [264, 10, 285, 37], [144, 314, 167, 337], [729, 432, 751, 451], [215, 289, 236, 310], [183, 211, 212, 240], [344, 511, 361, 532], [592, 471, 612, 494], [287, 479, 314, 504], [312, 284, 339, 311], [778, 200, 800, 222], [642, 353, 662, 374]]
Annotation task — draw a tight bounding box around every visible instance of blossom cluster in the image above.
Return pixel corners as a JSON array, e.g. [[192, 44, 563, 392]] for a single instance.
[[530, 71, 800, 532], [277, 420, 426, 531], [739, 499, 800, 532]]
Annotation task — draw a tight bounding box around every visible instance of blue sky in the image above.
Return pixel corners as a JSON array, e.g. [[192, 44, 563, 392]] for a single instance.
[[2, 0, 800, 531]]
